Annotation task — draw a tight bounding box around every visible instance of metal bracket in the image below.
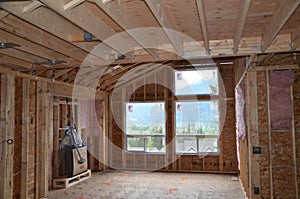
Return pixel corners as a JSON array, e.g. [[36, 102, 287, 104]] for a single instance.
[[253, 146, 261, 154]]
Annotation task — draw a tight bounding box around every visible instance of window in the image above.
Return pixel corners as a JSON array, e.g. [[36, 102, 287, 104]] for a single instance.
[[175, 69, 218, 95], [174, 68, 220, 154], [175, 101, 219, 153], [125, 102, 166, 153]]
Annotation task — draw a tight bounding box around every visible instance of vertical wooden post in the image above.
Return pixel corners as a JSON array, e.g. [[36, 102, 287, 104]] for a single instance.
[[290, 85, 299, 198], [21, 79, 30, 199], [48, 94, 53, 188], [247, 71, 260, 199], [104, 93, 109, 169], [53, 97, 60, 178], [0, 74, 15, 199], [36, 81, 49, 198], [266, 71, 274, 198]]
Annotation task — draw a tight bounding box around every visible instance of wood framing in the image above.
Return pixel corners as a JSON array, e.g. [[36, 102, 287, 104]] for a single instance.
[[261, 0, 300, 52], [0, 10, 8, 20], [292, 25, 300, 50], [195, 0, 209, 53], [0, 73, 15, 199], [64, 0, 85, 11], [23, 1, 43, 13], [233, 0, 251, 54]]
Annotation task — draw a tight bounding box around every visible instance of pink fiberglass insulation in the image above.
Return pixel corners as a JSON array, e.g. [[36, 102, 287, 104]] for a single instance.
[[269, 71, 294, 129], [235, 83, 246, 140]]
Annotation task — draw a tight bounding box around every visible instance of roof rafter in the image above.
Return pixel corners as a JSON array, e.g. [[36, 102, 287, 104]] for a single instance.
[[64, 0, 85, 11], [292, 25, 300, 49], [93, 0, 158, 58], [0, 10, 8, 20], [261, 0, 300, 52], [23, 1, 43, 13], [233, 0, 251, 54], [195, 0, 210, 53], [145, 0, 183, 55]]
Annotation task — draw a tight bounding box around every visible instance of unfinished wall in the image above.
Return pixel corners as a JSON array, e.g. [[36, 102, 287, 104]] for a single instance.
[[108, 60, 238, 172], [0, 71, 106, 199], [238, 68, 300, 198]]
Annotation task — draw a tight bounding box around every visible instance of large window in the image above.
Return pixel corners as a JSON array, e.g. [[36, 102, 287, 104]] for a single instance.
[[175, 68, 220, 154], [125, 102, 166, 153], [175, 68, 218, 95]]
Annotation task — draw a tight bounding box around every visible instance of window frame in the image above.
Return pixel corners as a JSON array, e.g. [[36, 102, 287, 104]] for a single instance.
[[124, 101, 166, 154]]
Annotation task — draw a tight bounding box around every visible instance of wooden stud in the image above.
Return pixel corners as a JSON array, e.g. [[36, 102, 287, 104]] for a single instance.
[[64, 0, 85, 11], [233, 0, 251, 54], [195, 0, 210, 53], [261, 0, 300, 52], [53, 98, 60, 178], [290, 85, 299, 198], [0, 73, 15, 199], [21, 79, 30, 199], [36, 81, 49, 198], [23, 1, 43, 13], [259, 53, 275, 66], [235, 54, 255, 89], [266, 71, 274, 199], [292, 26, 300, 50]]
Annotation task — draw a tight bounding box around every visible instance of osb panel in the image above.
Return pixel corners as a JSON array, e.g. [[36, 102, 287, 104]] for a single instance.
[[281, 6, 300, 34], [134, 154, 145, 169], [180, 155, 192, 170], [220, 65, 235, 98], [257, 71, 268, 132], [271, 132, 293, 147], [243, 0, 281, 38], [259, 147, 270, 198], [160, 0, 203, 41], [146, 154, 157, 170], [13, 78, 23, 199], [204, 0, 239, 40], [273, 167, 296, 198], [28, 81, 37, 199], [238, 139, 249, 197], [204, 156, 220, 171], [191, 156, 204, 171], [125, 153, 134, 169]]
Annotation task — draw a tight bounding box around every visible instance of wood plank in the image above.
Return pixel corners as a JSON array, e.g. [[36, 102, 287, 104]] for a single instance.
[[145, 0, 183, 55], [23, 1, 43, 13], [36, 81, 49, 198], [0, 73, 15, 199], [21, 79, 30, 199], [290, 85, 299, 198], [0, 10, 8, 20], [0, 2, 103, 60], [93, 0, 157, 57], [292, 25, 300, 50], [0, 15, 86, 61], [64, 0, 85, 10], [39, 0, 133, 58], [233, 0, 251, 54], [53, 99, 60, 178], [261, 0, 300, 51], [253, 64, 300, 71], [266, 71, 274, 198], [259, 53, 275, 66], [0, 53, 33, 69], [0, 29, 70, 63], [235, 54, 256, 89], [247, 72, 260, 198], [195, 0, 209, 53]]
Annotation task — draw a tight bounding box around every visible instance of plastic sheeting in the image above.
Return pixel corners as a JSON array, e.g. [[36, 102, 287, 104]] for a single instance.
[[270, 71, 294, 129], [235, 83, 246, 140]]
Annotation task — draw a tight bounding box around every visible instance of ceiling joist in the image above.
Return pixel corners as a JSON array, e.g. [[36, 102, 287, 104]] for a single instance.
[[292, 25, 300, 50], [233, 0, 251, 54], [64, 0, 85, 11], [195, 0, 209, 53], [0, 10, 9, 20], [261, 0, 300, 52], [23, 1, 43, 13]]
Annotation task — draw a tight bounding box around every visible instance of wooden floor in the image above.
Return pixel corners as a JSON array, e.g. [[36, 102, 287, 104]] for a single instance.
[[49, 171, 246, 199]]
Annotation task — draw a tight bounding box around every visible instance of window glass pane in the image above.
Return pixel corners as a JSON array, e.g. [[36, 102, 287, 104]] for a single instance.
[[146, 137, 166, 153], [176, 137, 197, 153], [175, 69, 218, 95], [127, 137, 144, 151], [126, 102, 165, 135], [198, 138, 219, 152], [175, 101, 219, 135]]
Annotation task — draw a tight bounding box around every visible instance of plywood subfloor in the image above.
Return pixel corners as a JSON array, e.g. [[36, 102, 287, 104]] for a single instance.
[[49, 171, 246, 199]]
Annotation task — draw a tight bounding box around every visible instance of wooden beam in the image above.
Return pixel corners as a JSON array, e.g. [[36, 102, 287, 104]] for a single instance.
[[39, 0, 134, 59], [252, 64, 300, 71], [0, 29, 70, 62], [0, 2, 103, 60], [21, 79, 30, 199], [0, 53, 33, 69], [195, 0, 210, 53], [0, 10, 8, 20], [0, 73, 15, 199], [53, 67, 76, 79], [93, 0, 157, 57], [36, 81, 48, 198], [261, 0, 300, 52], [145, 0, 183, 55], [23, 1, 43, 13], [64, 0, 85, 10], [292, 25, 300, 50], [233, 0, 251, 54], [0, 15, 86, 61], [259, 53, 275, 66], [235, 54, 256, 89]]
